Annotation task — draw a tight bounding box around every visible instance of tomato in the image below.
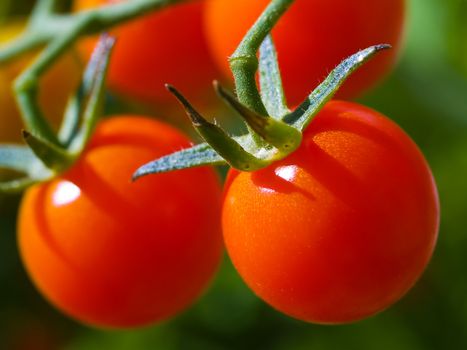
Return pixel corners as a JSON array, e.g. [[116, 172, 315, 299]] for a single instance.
[[222, 101, 439, 324], [0, 20, 81, 143], [205, 0, 406, 105], [73, 0, 218, 106], [18, 116, 223, 328]]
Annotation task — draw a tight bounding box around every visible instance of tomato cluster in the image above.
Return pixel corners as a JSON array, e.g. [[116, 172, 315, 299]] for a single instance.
[[2, 0, 440, 330]]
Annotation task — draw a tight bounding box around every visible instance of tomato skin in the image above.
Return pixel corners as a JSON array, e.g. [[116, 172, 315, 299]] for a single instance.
[[0, 20, 80, 143], [73, 0, 217, 105], [205, 0, 405, 105], [222, 101, 439, 324], [18, 117, 223, 328]]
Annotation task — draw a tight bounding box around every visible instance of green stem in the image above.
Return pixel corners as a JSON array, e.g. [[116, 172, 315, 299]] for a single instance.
[[13, 28, 84, 145], [79, 0, 187, 31], [11, 0, 177, 62], [15, 87, 60, 145], [31, 0, 59, 22], [0, 0, 190, 146], [0, 33, 47, 63], [130, 0, 389, 177], [230, 0, 294, 116]]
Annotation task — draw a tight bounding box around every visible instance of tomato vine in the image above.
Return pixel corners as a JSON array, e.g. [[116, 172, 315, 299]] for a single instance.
[[0, 0, 389, 193], [132, 0, 390, 179], [0, 0, 190, 193], [0, 0, 440, 328]]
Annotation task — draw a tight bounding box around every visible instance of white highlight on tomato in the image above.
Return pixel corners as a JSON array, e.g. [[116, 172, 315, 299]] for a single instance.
[[53, 181, 81, 206], [275, 165, 298, 182]]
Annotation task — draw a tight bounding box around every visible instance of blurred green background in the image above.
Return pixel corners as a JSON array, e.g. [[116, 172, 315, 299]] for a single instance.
[[1, 0, 467, 349]]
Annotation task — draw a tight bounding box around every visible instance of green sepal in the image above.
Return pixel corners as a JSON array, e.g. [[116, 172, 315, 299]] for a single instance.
[[166, 84, 269, 171], [0, 145, 53, 194], [22, 130, 74, 172], [284, 44, 391, 131], [59, 91, 83, 147], [133, 143, 226, 180], [134, 43, 391, 178], [0, 177, 41, 194], [215, 81, 301, 153], [0, 145, 37, 174], [0, 35, 115, 195], [68, 35, 115, 153], [259, 35, 290, 119]]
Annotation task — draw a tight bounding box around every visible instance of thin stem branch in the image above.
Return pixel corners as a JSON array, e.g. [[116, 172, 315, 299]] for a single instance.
[[80, 0, 187, 30], [31, 0, 59, 21], [15, 86, 59, 145], [0, 0, 190, 146], [230, 0, 294, 116], [13, 24, 88, 144], [0, 33, 47, 63]]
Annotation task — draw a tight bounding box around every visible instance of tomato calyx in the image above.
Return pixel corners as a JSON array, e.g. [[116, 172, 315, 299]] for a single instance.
[[0, 36, 114, 194], [133, 33, 390, 180]]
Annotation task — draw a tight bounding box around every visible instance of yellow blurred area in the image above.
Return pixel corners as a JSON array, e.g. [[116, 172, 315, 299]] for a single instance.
[[0, 20, 81, 143]]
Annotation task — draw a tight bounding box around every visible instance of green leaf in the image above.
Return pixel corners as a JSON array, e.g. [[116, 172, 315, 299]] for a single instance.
[[284, 44, 391, 131], [259, 35, 290, 118], [0, 145, 36, 174], [133, 143, 226, 180], [0, 145, 55, 194]]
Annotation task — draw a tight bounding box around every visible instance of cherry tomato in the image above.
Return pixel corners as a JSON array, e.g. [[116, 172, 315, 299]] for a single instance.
[[222, 101, 439, 324], [73, 0, 218, 106], [205, 0, 406, 105], [0, 20, 81, 143], [18, 116, 223, 328]]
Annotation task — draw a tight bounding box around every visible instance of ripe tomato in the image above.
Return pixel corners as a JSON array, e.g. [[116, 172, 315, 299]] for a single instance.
[[0, 20, 81, 143], [18, 116, 223, 328], [205, 0, 406, 105], [222, 101, 439, 324], [73, 0, 218, 106]]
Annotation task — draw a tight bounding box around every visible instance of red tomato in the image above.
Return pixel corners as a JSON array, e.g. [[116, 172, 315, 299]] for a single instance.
[[222, 101, 439, 324], [18, 116, 223, 328], [73, 0, 217, 105], [205, 0, 406, 105]]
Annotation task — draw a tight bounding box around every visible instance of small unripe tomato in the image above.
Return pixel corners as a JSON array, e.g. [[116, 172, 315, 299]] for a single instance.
[[73, 0, 218, 106], [18, 116, 223, 328], [205, 0, 406, 105], [0, 20, 81, 143], [223, 101, 439, 324]]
